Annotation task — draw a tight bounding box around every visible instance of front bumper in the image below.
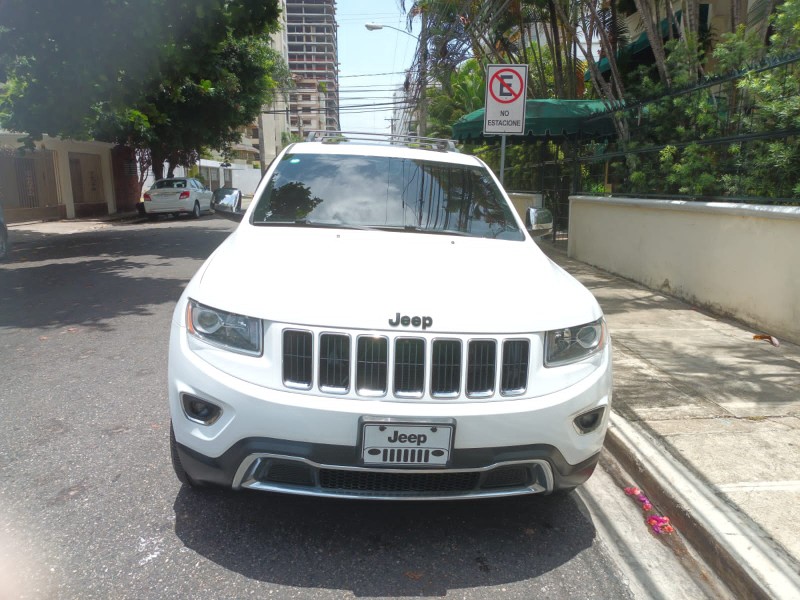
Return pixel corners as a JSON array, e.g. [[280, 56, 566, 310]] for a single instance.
[[169, 320, 612, 499], [144, 198, 193, 214], [175, 436, 601, 499]]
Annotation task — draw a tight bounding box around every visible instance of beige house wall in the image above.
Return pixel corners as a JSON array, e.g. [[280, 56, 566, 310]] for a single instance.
[[0, 134, 116, 220], [568, 196, 800, 344], [45, 138, 115, 218]]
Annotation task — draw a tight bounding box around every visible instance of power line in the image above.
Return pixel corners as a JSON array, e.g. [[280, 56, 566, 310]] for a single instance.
[[338, 70, 415, 78]]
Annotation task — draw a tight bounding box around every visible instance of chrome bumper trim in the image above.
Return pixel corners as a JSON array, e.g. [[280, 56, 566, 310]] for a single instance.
[[232, 453, 554, 500]]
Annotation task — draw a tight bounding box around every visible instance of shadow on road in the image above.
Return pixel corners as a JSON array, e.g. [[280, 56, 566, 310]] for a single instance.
[[0, 220, 232, 330], [173, 487, 597, 597]]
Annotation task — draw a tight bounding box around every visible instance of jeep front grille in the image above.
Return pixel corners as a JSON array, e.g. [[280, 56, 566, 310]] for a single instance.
[[280, 330, 530, 400]]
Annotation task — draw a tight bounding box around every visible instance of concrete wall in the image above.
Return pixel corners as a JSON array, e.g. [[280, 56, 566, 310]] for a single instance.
[[230, 168, 263, 196], [507, 192, 543, 220], [568, 196, 800, 344]]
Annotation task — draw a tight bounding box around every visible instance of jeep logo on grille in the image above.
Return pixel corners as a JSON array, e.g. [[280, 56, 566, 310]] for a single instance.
[[388, 312, 433, 330]]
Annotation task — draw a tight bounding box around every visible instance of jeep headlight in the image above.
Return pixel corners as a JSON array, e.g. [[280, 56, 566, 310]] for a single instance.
[[545, 318, 605, 367], [186, 299, 262, 356]]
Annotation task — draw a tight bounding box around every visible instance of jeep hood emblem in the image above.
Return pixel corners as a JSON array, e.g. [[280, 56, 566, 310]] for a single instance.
[[388, 312, 433, 330]]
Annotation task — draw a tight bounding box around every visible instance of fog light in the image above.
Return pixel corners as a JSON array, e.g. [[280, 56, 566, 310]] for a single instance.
[[181, 394, 222, 425], [573, 407, 605, 434]]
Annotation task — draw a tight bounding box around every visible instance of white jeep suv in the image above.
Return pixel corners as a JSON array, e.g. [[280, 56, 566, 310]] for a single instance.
[[168, 133, 612, 499]]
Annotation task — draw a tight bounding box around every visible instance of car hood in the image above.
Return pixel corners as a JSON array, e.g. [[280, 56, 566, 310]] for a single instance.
[[187, 225, 602, 334]]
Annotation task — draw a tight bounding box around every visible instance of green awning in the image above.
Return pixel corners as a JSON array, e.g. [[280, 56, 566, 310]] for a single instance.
[[451, 99, 616, 142]]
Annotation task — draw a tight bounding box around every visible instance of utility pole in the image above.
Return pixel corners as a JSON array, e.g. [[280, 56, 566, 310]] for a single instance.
[[257, 110, 268, 176], [418, 13, 428, 137], [364, 22, 425, 136]]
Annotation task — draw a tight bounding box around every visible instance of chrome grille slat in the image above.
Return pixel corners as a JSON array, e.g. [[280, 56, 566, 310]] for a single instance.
[[394, 338, 425, 397], [467, 340, 496, 397], [283, 330, 313, 389], [280, 329, 530, 399], [431, 339, 462, 397], [319, 333, 350, 392], [501, 340, 530, 395], [356, 336, 388, 395]]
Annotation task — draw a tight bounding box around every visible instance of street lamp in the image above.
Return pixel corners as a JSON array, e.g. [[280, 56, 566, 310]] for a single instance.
[[365, 22, 428, 136], [364, 23, 418, 39]]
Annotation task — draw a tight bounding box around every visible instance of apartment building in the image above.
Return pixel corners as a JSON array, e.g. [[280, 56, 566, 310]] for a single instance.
[[286, 0, 340, 135]]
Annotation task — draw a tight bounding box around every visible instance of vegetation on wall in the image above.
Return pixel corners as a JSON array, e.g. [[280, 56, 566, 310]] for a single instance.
[[404, 0, 799, 201]]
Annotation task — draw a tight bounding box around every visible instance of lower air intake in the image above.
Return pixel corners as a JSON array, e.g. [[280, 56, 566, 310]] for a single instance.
[[319, 469, 480, 493]]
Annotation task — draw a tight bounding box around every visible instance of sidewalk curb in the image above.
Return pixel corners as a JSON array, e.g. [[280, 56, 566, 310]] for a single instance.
[[606, 414, 800, 600]]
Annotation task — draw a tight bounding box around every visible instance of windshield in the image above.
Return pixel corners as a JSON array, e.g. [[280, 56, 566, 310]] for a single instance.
[[251, 153, 524, 240]]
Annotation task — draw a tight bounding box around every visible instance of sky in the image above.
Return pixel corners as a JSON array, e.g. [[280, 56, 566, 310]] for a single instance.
[[336, 0, 421, 133]]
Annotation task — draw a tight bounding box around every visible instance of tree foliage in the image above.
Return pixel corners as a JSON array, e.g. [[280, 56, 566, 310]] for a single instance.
[[0, 0, 286, 177], [402, 0, 799, 201]]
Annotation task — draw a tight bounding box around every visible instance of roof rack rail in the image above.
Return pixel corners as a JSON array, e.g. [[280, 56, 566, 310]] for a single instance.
[[305, 130, 458, 152]]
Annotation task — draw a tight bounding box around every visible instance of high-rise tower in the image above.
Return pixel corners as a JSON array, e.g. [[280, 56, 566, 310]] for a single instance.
[[285, 0, 340, 135]]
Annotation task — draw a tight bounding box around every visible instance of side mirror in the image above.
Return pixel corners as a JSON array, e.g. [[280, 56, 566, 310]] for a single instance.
[[525, 207, 553, 238]]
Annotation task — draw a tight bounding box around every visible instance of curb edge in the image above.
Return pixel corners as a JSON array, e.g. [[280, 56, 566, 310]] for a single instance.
[[605, 414, 800, 600]]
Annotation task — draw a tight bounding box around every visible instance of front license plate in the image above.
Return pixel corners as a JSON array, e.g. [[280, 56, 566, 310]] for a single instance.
[[362, 422, 453, 466]]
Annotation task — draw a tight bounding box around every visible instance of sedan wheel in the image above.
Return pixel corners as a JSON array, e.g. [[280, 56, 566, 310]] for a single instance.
[[192, 201, 201, 219]]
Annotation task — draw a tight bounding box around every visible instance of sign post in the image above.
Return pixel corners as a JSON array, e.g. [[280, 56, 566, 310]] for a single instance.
[[483, 64, 528, 186]]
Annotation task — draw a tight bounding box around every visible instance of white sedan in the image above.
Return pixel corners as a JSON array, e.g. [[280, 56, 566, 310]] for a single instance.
[[143, 177, 213, 219]]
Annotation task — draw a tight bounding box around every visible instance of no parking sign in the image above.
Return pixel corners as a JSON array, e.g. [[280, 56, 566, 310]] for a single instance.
[[483, 64, 528, 135]]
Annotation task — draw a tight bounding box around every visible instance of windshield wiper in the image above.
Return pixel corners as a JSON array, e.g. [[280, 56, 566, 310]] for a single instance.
[[253, 219, 373, 231], [373, 225, 472, 237]]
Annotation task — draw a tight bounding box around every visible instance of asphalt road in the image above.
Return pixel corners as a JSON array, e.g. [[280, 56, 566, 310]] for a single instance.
[[0, 217, 701, 599]]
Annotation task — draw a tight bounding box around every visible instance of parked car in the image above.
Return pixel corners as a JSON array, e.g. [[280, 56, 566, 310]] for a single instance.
[[168, 132, 612, 500], [143, 177, 213, 219], [211, 187, 242, 213], [0, 205, 8, 260]]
